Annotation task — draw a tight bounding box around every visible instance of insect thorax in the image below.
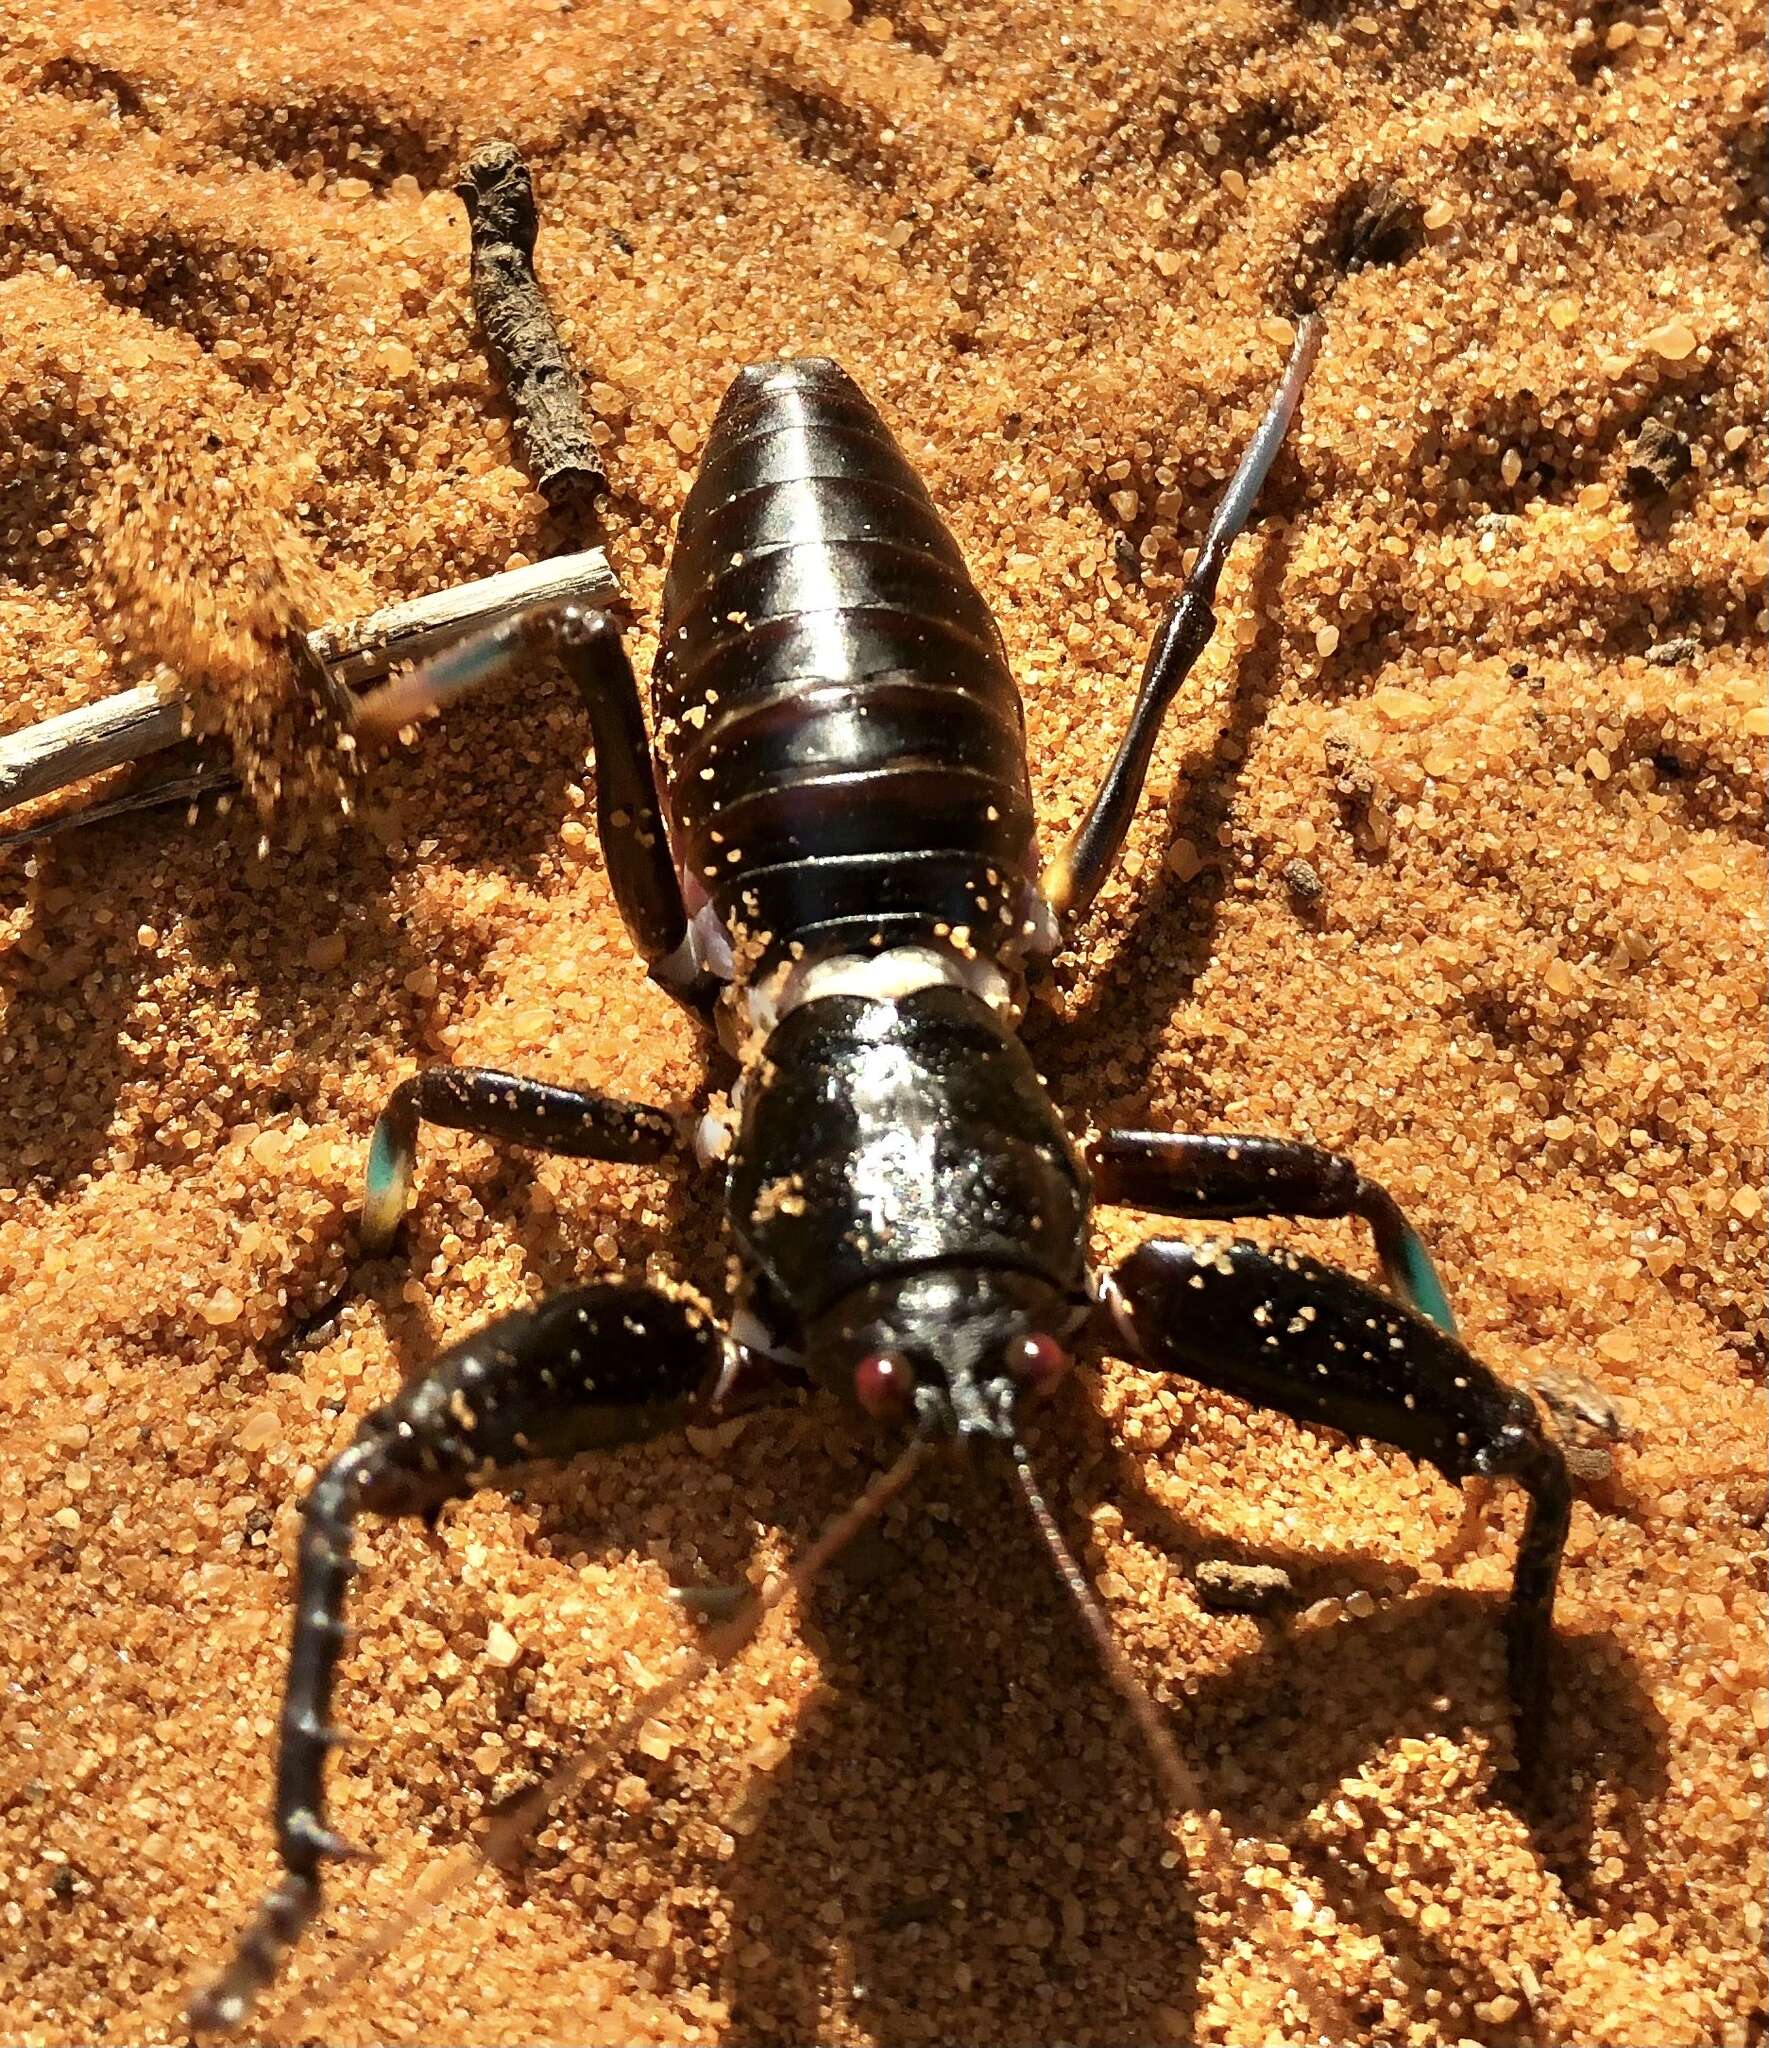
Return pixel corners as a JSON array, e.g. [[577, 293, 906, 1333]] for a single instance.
[[720, 977, 1088, 1343]]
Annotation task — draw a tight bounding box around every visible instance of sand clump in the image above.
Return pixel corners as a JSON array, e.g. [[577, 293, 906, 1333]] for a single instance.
[[0, 2, 1764, 2044], [87, 437, 356, 817], [2, 262, 368, 826]]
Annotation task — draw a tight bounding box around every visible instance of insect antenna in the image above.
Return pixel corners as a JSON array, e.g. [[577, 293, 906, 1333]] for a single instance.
[[1008, 1436, 1200, 1811], [261, 1434, 931, 2037], [1011, 1438, 1348, 2035]]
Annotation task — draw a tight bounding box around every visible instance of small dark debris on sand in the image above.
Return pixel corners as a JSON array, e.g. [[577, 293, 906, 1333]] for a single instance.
[[1282, 855, 1324, 904], [1341, 181, 1423, 272], [1645, 635, 1701, 666], [1324, 729, 1392, 854], [1195, 1561, 1295, 1613], [1626, 416, 1693, 498]]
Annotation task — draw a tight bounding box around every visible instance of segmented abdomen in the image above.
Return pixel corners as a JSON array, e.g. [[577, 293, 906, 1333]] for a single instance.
[[653, 358, 1034, 981]]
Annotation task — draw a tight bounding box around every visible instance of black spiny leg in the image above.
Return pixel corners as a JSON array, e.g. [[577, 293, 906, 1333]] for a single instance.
[[1042, 316, 1322, 928], [1090, 1129, 1459, 1334], [553, 610, 712, 1004], [362, 1066, 680, 1253], [358, 603, 716, 1011], [1100, 1237, 1570, 1776], [190, 1283, 747, 2034]]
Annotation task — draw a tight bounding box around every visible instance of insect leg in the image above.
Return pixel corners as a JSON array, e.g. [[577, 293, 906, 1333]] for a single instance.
[[552, 608, 715, 1005], [1099, 1235, 1570, 1776], [362, 1065, 681, 1252], [1089, 1128, 1458, 1334], [1042, 316, 1322, 928], [360, 602, 714, 1012], [189, 1282, 743, 2035]]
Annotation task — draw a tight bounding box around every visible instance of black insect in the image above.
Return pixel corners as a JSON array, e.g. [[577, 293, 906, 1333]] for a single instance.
[[191, 319, 1571, 2030]]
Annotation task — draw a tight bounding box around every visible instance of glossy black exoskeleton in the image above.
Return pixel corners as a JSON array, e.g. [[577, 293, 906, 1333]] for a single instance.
[[192, 320, 1571, 2033]]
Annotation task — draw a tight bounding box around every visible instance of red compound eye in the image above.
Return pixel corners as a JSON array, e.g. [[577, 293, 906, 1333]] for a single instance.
[[1007, 1332, 1070, 1398], [854, 1350, 915, 1422]]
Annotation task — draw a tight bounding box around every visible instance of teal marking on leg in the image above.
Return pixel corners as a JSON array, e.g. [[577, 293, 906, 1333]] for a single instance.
[[1396, 1224, 1458, 1337], [362, 1114, 412, 1252]]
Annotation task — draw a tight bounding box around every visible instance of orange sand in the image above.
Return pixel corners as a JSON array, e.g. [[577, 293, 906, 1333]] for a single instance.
[[1, 2, 1764, 2043]]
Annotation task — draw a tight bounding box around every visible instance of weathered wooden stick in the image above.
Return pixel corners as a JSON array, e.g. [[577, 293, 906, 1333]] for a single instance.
[[305, 548, 619, 691], [0, 547, 618, 830], [455, 142, 606, 512], [0, 755, 226, 855], [0, 686, 189, 814], [3, 138, 617, 852]]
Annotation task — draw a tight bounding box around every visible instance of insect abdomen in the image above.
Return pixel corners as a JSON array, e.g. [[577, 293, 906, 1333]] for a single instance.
[[653, 358, 1035, 979]]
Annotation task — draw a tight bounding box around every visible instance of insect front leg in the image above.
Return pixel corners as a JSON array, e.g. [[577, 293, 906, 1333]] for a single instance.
[[1042, 316, 1322, 930], [1099, 1236, 1570, 1776], [360, 601, 715, 1012], [361, 1065, 682, 1252], [189, 1282, 752, 2035], [1089, 1128, 1459, 1334]]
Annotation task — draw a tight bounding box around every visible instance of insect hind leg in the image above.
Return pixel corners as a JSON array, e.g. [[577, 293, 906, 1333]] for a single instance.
[[1042, 317, 1322, 930], [359, 600, 716, 1013]]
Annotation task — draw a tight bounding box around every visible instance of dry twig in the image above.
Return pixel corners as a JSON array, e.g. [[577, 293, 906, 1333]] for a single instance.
[[2, 142, 614, 852], [455, 142, 606, 513], [0, 550, 617, 848]]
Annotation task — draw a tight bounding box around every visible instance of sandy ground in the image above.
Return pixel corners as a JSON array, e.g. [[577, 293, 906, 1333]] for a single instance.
[[1, 1, 1765, 2042]]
